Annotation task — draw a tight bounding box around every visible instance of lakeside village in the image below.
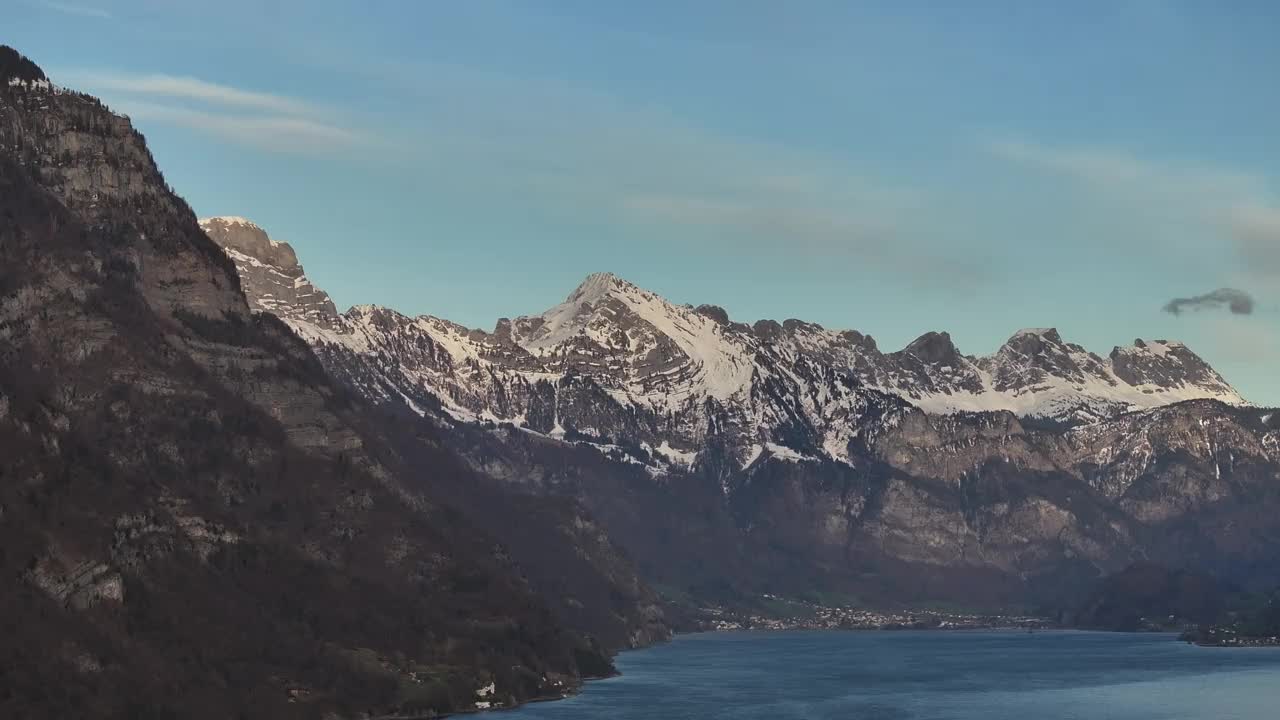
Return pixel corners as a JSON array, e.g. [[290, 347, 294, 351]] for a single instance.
[[1180, 626, 1280, 647], [695, 595, 1280, 647], [696, 595, 1051, 633]]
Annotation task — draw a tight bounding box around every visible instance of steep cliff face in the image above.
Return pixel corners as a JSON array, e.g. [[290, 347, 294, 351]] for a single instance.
[[199, 216, 343, 330], [207, 213, 1279, 612], [862, 401, 1278, 586], [1, 46, 666, 719], [2, 67, 244, 322]]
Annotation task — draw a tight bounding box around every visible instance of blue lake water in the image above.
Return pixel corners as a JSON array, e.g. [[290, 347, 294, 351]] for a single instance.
[[510, 630, 1280, 719]]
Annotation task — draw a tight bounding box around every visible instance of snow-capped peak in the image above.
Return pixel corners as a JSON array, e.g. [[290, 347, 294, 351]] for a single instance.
[[509, 272, 754, 402], [567, 271, 625, 303], [1115, 338, 1182, 358]]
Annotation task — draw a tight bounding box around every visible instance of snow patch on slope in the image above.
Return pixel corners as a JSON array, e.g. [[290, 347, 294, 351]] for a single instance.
[[652, 441, 698, 468], [514, 272, 754, 402]]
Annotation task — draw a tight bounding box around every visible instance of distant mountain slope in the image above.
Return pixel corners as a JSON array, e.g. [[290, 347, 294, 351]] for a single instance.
[[205, 216, 1280, 615], [0, 45, 664, 719]]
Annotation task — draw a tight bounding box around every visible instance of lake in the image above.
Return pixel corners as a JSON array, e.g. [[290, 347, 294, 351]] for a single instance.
[[509, 630, 1280, 719]]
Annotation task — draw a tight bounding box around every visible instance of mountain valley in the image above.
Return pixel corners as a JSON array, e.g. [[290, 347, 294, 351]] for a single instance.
[[3, 37, 1280, 720]]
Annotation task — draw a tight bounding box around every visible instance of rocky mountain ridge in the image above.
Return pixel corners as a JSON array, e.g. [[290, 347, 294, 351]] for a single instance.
[[201, 224, 1247, 478], [205, 217, 1279, 617]]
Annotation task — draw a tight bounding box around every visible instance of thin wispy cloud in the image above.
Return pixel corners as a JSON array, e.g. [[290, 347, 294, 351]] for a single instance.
[[32, 0, 111, 19], [1227, 204, 1280, 279], [319, 57, 977, 287], [984, 139, 1261, 202], [1206, 315, 1280, 376], [618, 193, 882, 239], [612, 190, 984, 285], [63, 71, 313, 115], [117, 101, 362, 154], [58, 69, 364, 156], [987, 137, 1280, 291]]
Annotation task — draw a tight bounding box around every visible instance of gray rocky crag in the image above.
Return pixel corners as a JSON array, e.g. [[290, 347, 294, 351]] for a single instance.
[[199, 217, 342, 330]]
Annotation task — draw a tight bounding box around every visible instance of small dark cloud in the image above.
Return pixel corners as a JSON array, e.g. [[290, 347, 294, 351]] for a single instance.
[[1163, 288, 1255, 316]]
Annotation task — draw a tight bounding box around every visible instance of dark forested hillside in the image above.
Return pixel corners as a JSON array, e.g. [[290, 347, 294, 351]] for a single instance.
[[0, 45, 663, 719], [1069, 563, 1234, 631], [0, 46, 44, 84]]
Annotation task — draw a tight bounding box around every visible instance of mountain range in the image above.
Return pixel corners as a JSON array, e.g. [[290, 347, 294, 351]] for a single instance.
[[202, 213, 1247, 442], [204, 213, 1280, 612], [4, 43, 1280, 719]]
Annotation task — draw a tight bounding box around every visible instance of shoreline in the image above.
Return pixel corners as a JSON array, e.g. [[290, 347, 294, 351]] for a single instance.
[[448, 620, 1270, 717], [1186, 637, 1280, 648]]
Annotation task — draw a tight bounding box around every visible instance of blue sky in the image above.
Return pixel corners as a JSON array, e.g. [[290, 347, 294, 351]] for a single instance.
[[10, 0, 1280, 404]]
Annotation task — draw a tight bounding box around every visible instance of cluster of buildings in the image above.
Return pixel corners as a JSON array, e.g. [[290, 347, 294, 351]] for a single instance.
[[699, 596, 1049, 633]]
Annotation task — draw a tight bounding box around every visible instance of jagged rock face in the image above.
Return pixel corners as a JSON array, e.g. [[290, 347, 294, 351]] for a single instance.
[[210, 216, 1280, 609], [199, 217, 342, 330], [901, 331, 963, 366], [1109, 338, 1232, 390], [2, 62, 244, 321], [863, 401, 1280, 589], [3, 75, 362, 455], [874, 401, 1279, 514], [1, 74, 353, 453], [837, 325, 1241, 423]]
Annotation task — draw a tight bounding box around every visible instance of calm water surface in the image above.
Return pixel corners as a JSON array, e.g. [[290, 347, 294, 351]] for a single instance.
[[510, 630, 1280, 719]]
